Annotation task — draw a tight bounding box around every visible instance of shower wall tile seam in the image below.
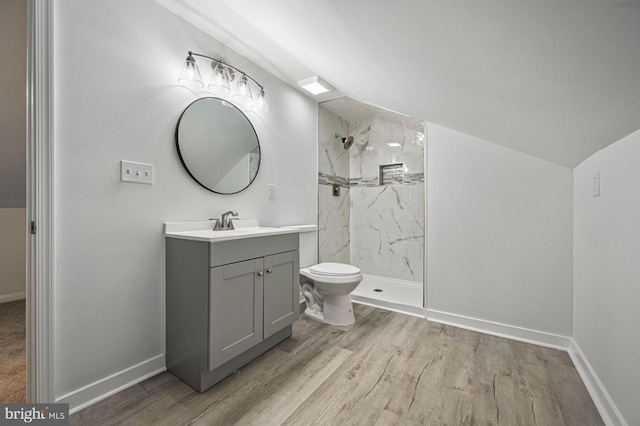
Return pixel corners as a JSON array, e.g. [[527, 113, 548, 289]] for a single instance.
[[318, 173, 424, 188], [318, 173, 350, 188]]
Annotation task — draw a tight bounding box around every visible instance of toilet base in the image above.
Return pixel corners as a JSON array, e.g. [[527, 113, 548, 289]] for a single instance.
[[304, 294, 355, 326]]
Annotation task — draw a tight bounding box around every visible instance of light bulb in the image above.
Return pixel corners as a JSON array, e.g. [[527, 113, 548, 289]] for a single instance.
[[233, 74, 253, 106], [208, 62, 230, 95], [178, 54, 203, 88], [252, 88, 269, 112]]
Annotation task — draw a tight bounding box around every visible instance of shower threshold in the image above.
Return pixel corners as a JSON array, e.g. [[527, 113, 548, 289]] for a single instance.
[[351, 273, 425, 318]]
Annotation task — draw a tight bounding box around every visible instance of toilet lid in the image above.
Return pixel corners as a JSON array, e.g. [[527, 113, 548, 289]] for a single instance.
[[310, 262, 361, 276]]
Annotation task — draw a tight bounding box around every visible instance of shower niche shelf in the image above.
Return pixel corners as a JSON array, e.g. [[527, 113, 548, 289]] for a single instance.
[[379, 163, 405, 186]]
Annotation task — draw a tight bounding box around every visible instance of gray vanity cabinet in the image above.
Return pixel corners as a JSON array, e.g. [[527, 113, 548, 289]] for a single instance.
[[166, 233, 299, 393]]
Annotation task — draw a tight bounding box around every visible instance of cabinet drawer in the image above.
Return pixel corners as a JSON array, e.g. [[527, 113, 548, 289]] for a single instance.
[[209, 233, 298, 267]]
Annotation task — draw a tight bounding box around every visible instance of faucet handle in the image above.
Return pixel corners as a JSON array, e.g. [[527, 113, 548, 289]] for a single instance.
[[228, 217, 239, 230], [210, 218, 221, 230], [220, 210, 239, 229]]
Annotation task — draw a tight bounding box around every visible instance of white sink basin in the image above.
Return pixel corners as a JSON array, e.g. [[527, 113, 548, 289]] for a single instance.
[[164, 220, 299, 242]]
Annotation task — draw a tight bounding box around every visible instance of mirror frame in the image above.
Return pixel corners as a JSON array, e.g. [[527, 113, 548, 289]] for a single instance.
[[175, 97, 261, 195]]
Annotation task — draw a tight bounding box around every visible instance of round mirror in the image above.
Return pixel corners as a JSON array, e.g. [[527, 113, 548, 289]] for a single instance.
[[176, 97, 261, 194]]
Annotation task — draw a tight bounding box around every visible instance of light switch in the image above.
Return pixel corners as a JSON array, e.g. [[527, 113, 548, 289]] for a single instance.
[[121, 160, 154, 184], [593, 171, 600, 197]]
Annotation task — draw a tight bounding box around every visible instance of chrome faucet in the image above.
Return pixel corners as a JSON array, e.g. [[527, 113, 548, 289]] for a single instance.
[[214, 210, 238, 230]]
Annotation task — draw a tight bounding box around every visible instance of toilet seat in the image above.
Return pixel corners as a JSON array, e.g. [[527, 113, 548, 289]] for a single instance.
[[301, 263, 362, 285], [310, 262, 360, 277]]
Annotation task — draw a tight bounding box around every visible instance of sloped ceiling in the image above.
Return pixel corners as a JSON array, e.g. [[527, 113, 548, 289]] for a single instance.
[[321, 97, 426, 134], [158, 0, 640, 167]]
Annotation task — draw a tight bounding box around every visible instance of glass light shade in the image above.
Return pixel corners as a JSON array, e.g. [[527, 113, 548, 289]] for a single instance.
[[178, 55, 203, 88], [233, 74, 253, 106], [252, 88, 269, 112], [208, 62, 231, 95]]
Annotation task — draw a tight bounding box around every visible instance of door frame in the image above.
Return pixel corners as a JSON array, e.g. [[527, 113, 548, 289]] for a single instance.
[[26, 0, 54, 403]]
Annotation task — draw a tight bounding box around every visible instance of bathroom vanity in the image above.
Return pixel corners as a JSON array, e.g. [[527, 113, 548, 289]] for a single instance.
[[164, 220, 299, 392]]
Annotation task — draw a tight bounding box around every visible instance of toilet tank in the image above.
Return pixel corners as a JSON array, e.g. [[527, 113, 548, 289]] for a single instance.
[[281, 225, 318, 268]]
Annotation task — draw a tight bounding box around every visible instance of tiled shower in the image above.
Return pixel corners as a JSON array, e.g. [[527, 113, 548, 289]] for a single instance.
[[318, 97, 426, 312]]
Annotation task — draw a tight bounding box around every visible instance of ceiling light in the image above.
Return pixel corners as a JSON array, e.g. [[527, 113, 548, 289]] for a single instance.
[[297, 76, 333, 95], [386, 142, 402, 148], [178, 51, 268, 113]]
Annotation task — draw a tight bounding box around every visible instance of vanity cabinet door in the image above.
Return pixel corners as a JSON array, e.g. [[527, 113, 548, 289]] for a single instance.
[[209, 258, 264, 371], [263, 251, 299, 339]]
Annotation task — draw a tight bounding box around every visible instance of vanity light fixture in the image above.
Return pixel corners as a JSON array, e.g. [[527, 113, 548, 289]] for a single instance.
[[297, 76, 334, 95], [179, 51, 268, 112]]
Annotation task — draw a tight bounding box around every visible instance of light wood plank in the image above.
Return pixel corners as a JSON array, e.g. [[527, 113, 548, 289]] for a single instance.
[[71, 305, 604, 426], [202, 346, 352, 426], [539, 347, 603, 426], [510, 341, 567, 425]]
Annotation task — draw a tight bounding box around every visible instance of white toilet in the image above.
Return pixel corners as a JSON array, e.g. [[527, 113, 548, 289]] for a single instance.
[[300, 262, 363, 326], [289, 226, 363, 326]]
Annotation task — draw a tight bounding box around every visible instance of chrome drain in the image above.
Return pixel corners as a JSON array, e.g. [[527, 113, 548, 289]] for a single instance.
[[373, 288, 383, 292]]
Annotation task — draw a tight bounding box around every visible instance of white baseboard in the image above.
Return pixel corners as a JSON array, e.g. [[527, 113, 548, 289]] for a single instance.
[[0, 292, 26, 303], [568, 340, 627, 426], [57, 354, 166, 415], [426, 309, 571, 350]]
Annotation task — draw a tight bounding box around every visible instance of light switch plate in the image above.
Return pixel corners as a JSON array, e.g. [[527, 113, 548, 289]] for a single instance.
[[593, 171, 600, 197], [268, 184, 276, 199], [121, 160, 154, 184]]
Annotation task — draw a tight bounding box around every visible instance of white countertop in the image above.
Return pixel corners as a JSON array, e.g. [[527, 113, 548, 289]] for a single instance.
[[164, 219, 305, 243]]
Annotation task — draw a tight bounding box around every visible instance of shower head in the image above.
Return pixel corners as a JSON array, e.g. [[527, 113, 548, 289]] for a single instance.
[[335, 133, 354, 149]]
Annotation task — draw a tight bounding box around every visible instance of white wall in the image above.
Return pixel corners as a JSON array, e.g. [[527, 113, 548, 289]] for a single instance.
[[0, 0, 26, 208], [0, 0, 26, 301], [573, 129, 640, 425], [53, 0, 317, 405], [427, 124, 573, 338], [0, 209, 26, 302]]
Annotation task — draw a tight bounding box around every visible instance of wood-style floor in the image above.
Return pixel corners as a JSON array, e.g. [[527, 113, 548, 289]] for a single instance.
[[71, 304, 603, 425]]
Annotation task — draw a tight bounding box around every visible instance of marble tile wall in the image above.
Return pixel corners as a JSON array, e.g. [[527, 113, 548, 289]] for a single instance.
[[318, 106, 351, 263], [318, 106, 351, 179], [318, 107, 426, 283], [350, 183, 425, 282], [318, 184, 350, 264], [348, 118, 425, 283], [350, 118, 425, 180]]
